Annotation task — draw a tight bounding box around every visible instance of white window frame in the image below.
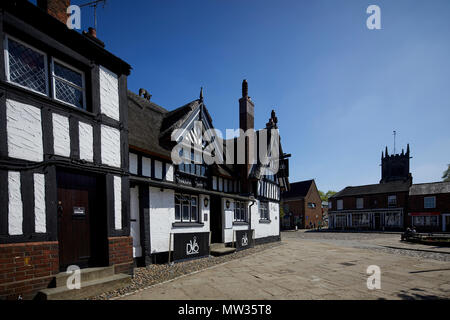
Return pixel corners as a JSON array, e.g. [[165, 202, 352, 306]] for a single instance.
[[4, 34, 49, 97], [424, 196, 436, 209], [356, 198, 364, 209], [174, 193, 199, 223], [337, 200, 343, 211], [259, 202, 269, 220], [388, 195, 397, 207], [51, 57, 86, 110]]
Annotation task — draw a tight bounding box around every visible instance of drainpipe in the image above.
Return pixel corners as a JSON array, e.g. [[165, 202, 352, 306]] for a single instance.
[[248, 198, 256, 244]]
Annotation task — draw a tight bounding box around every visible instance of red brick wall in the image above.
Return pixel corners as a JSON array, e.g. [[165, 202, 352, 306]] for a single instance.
[[108, 237, 133, 275], [0, 242, 59, 300], [304, 186, 323, 228]]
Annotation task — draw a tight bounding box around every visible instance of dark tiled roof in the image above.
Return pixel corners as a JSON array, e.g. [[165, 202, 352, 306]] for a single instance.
[[281, 180, 314, 198], [128, 90, 172, 158], [330, 180, 411, 198], [409, 181, 450, 195]]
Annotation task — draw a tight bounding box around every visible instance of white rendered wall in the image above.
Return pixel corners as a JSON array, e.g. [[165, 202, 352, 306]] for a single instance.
[[78, 121, 93, 162], [99, 65, 120, 121], [165, 164, 174, 182], [114, 176, 122, 230], [154, 160, 163, 179], [149, 187, 210, 253], [223, 198, 250, 243], [130, 186, 142, 257], [34, 173, 46, 233], [251, 201, 280, 239], [8, 171, 23, 235], [129, 153, 138, 175], [52, 113, 70, 157], [142, 157, 151, 177], [101, 125, 121, 168], [6, 99, 43, 162]]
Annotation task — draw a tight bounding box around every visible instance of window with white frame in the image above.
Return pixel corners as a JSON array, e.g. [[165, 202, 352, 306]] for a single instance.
[[413, 215, 438, 227], [259, 202, 269, 220], [5, 35, 48, 95], [52, 59, 86, 109], [5, 35, 88, 110], [175, 194, 199, 223], [356, 198, 364, 209], [234, 201, 247, 222], [337, 200, 343, 210], [424, 196, 436, 209], [388, 195, 397, 207]]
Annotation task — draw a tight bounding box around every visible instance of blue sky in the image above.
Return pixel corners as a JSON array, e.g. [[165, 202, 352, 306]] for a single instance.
[[68, 0, 450, 192]]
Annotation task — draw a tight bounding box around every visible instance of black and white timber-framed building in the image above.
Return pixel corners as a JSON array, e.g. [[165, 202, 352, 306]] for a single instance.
[[0, 0, 132, 299], [128, 81, 290, 265]]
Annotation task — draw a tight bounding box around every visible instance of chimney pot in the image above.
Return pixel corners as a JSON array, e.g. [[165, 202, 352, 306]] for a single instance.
[[88, 27, 97, 38], [37, 0, 71, 24]]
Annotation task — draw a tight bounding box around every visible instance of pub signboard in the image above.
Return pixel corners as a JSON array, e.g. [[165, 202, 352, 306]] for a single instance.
[[173, 232, 210, 261], [235, 230, 254, 251]]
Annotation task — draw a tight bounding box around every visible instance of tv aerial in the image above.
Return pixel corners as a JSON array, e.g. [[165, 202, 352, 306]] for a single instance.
[[79, 0, 107, 30]]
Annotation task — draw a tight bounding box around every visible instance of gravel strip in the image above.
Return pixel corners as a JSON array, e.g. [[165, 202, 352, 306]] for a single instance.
[[362, 246, 450, 262], [88, 241, 283, 300]]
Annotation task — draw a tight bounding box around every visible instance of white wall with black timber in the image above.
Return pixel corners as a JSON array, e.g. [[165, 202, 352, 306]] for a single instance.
[[8, 171, 23, 236], [33, 173, 46, 234], [130, 186, 141, 257], [99, 66, 120, 121], [222, 198, 249, 243], [52, 113, 70, 157], [148, 187, 210, 253], [78, 121, 93, 162], [113, 176, 122, 230], [101, 125, 121, 168], [6, 99, 43, 162], [251, 201, 280, 239]]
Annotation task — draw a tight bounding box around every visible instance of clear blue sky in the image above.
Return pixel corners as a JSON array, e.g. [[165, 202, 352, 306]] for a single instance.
[[68, 0, 450, 192]]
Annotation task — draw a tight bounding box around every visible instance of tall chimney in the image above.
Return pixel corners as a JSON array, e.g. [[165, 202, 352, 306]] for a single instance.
[[239, 79, 254, 132], [37, 0, 70, 24]]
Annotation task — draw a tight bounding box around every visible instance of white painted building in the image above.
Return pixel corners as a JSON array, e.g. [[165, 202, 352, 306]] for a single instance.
[[127, 81, 290, 264]]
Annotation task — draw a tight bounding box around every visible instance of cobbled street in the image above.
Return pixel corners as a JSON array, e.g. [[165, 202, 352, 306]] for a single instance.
[[119, 231, 450, 300]]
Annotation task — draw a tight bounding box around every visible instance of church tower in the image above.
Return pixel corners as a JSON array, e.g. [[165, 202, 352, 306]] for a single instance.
[[380, 144, 412, 184]]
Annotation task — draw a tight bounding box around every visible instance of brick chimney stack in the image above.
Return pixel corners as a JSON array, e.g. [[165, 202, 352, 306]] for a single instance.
[[37, 0, 70, 24], [239, 79, 255, 132]]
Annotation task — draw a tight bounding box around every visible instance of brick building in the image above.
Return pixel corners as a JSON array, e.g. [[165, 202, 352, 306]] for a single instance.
[[408, 182, 450, 232], [281, 180, 323, 229], [328, 146, 412, 230]]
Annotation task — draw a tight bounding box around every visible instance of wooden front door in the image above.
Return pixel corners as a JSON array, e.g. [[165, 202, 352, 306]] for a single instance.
[[210, 196, 222, 243], [57, 170, 107, 270]]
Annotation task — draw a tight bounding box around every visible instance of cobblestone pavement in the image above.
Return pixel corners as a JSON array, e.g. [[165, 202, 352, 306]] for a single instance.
[[120, 231, 450, 300]]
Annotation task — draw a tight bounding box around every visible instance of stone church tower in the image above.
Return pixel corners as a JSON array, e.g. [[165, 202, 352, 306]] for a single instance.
[[380, 144, 412, 184]]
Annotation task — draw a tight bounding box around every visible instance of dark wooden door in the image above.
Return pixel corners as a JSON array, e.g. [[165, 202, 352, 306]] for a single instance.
[[57, 171, 101, 270]]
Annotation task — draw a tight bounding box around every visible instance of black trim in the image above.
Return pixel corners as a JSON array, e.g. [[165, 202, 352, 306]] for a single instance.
[[21, 171, 34, 236], [0, 88, 7, 159], [121, 175, 130, 235], [93, 122, 101, 165], [90, 65, 100, 115], [138, 184, 151, 265], [0, 11, 5, 83], [105, 174, 115, 237], [45, 165, 57, 241], [69, 116, 80, 160], [172, 222, 205, 228], [0, 170, 8, 236], [41, 107, 54, 159]]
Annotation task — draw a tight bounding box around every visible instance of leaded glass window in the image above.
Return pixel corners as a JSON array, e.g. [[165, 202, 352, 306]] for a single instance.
[[52, 59, 85, 109], [6, 36, 48, 94]]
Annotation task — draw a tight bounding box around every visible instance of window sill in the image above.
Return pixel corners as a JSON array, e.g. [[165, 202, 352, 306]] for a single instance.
[[172, 222, 204, 228], [233, 221, 248, 226], [259, 219, 271, 224]]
